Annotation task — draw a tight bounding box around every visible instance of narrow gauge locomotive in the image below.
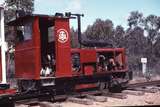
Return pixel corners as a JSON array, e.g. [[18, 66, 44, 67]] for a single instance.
[[0, 10, 131, 105]]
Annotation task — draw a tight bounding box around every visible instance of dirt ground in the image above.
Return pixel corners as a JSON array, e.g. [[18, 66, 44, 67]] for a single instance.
[[57, 90, 160, 107]]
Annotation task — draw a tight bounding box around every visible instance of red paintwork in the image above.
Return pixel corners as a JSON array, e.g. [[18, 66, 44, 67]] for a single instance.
[[0, 88, 16, 95], [12, 15, 128, 81], [71, 48, 128, 76], [75, 83, 97, 90], [15, 17, 41, 80], [96, 48, 125, 52], [84, 65, 94, 75], [54, 18, 72, 78], [15, 16, 73, 79], [33, 17, 41, 79], [80, 49, 97, 76], [71, 48, 80, 53], [80, 49, 96, 63]]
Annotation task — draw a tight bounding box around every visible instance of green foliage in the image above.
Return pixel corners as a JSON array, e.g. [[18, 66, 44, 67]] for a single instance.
[[114, 25, 125, 47], [84, 19, 114, 41], [127, 11, 143, 28], [4, 0, 34, 23], [126, 11, 160, 73], [4, 0, 34, 45]]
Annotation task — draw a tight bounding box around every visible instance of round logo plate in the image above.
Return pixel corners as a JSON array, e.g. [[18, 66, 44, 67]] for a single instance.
[[57, 29, 69, 43]]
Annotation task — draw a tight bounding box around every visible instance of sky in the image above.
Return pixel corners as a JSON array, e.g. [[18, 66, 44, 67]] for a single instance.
[[0, 0, 160, 31]]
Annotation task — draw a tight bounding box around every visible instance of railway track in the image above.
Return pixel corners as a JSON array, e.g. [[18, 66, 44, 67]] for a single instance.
[[16, 87, 160, 107], [9, 80, 160, 107], [127, 80, 160, 88]]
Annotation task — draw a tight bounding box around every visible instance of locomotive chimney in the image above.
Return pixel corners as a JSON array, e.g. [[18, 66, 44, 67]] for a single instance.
[[77, 14, 84, 48]]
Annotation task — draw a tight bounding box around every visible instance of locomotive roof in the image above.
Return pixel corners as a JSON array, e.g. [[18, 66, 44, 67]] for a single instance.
[[7, 14, 68, 26]]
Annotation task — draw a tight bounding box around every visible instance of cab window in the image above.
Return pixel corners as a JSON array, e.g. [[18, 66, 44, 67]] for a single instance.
[[15, 18, 33, 43], [23, 22, 32, 40]]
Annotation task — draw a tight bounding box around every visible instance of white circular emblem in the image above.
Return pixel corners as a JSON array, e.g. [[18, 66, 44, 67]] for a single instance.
[[57, 29, 68, 43]]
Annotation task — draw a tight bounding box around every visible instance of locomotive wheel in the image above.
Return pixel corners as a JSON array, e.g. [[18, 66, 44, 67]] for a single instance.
[[108, 79, 123, 93]]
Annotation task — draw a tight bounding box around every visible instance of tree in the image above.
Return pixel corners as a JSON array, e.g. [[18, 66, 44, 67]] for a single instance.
[[153, 34, 160, 74], [125, 27, 147, 55], [143, 15, 160, 67], [126, 11, 147, 72], [114, 25, 125, 47], [4, 0, 34, 44], [124, 27, 146, 71], [4, 0, 34, 23], [144, 15, 160, 44], [84, 19, 114, 42], [153, 33, 160, 58], [127, 11, 160, 74], [127, 11, 143, 29]]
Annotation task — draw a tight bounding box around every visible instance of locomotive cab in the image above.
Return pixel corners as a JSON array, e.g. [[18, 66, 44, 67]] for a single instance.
[[8, 14, 72, 81]]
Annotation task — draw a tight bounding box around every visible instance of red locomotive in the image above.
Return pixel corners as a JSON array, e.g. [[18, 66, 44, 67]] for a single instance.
[[0, 9, 131, 105]]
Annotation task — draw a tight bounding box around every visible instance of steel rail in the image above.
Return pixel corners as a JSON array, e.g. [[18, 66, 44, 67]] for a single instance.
[[127, 80, 160, 88]]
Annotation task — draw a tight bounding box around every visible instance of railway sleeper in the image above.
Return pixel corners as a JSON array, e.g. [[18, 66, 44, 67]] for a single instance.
[[147, 86, 160, 91], [67, 97, 93, 105], [122, 90, 145, 96], [86, 95, 107, 102], [128, 87, 158, 93], [102, 91, 127, 99], [69, 90, 102, 99], [39, 102, 62, 107], [15, 98, 39, 105]]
